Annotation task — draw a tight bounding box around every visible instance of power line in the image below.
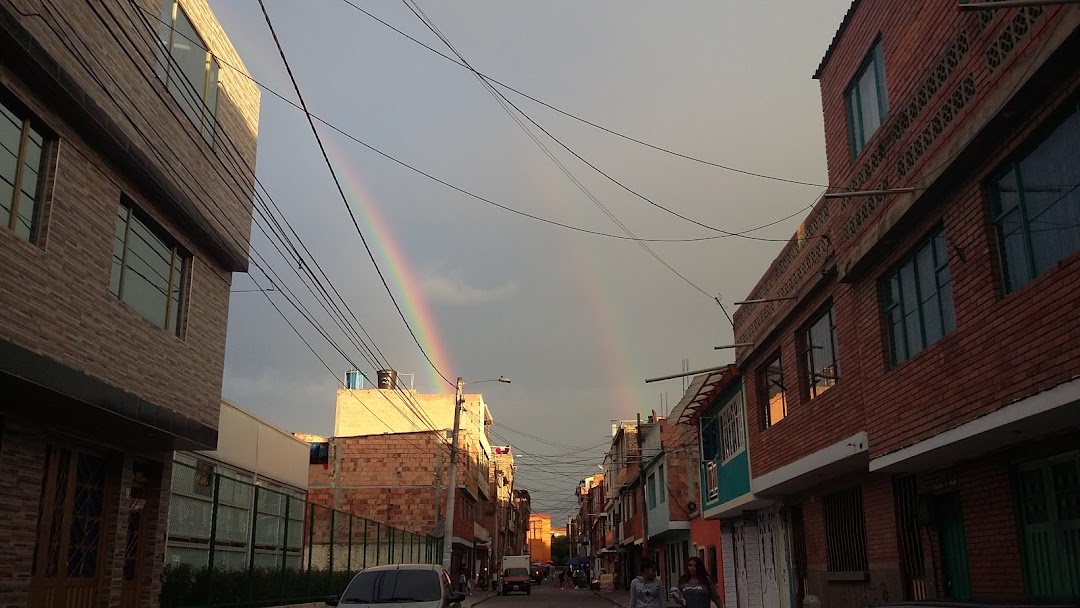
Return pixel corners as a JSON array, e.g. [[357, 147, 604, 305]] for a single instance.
[[258, 0, 455, 389], [400, 0, 722, 305], [129, 1, 821, 245], [336, 0, 829, 189]]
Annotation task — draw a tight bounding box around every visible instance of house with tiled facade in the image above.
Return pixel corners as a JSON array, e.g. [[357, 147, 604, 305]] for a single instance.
[[0, 1, 258, 606]]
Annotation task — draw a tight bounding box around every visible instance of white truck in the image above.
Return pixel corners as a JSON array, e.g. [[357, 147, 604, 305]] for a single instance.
[[499, 555, 532, 595]]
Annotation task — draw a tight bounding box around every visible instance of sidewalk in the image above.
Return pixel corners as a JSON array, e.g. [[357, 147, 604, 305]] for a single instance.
[[593, 590, 680, 608]]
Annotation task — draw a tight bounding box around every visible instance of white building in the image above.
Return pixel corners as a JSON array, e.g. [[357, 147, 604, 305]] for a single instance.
[[166, 399, 310, 569]]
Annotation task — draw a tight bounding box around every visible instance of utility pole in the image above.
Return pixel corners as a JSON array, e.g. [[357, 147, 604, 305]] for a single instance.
[[637, 413, 650, 557], [491, 458, 500, 583], [441, 377, 465, 572]]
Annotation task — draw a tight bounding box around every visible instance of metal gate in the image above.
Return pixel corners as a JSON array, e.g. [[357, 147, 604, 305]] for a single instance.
[[758, 509, 791, 608], [732, 525, 750, 608], [1017, 452, 1080, 597]]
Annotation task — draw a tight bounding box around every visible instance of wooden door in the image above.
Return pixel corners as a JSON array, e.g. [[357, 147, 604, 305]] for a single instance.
[[30, 446, 111, 608]]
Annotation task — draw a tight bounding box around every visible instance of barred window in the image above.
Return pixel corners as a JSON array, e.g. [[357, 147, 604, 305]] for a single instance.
[[823, 487, 869, 572], [719, 393, 745, 463]]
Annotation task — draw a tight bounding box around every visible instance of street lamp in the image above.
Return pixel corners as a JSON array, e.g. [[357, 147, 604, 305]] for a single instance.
[[442, 376, 510, 573]]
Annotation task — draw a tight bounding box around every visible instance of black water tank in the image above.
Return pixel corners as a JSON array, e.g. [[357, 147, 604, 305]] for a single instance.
[[377, 369, 398, 390]]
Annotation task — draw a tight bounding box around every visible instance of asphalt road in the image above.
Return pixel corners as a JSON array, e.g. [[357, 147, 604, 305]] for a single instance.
[[480, 584, 610, 607]]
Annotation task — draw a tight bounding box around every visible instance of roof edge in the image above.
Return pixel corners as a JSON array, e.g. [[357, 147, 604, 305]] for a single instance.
[[814, 0, 862, 80]]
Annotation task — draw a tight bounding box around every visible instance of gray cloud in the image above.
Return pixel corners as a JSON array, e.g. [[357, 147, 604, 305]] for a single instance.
[[417, 267, 519, 306]]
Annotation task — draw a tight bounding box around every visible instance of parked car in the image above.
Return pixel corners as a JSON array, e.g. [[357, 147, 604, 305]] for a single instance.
[[327, 564, 466, 607], [501, 566, 532, 595]]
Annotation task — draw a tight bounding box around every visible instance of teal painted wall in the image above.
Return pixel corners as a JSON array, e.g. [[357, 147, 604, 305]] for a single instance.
[[699, 380, 751, 511]]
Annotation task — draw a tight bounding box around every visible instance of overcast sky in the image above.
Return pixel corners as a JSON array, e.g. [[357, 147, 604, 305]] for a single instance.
[[210, 0, 853, 523]]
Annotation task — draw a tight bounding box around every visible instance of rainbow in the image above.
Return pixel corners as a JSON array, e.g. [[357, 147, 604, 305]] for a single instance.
[[532, 174, 643, 415], [323, 139, 454, 393]]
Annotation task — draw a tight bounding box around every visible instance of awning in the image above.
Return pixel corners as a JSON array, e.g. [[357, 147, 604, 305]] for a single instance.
[[669, 366, 740, 425]]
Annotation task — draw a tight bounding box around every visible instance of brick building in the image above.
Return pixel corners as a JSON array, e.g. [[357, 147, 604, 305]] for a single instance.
[[0, 1, 258, 606], [730, 1, 1080, 605], [575, 473, 605, 572], [485, 446, 521, 578], [602, 420, 642, 587], [302, 376, 500, 583]]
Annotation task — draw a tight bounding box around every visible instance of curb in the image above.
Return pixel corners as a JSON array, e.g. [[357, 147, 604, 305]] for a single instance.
[[466, 591, 498, 607]]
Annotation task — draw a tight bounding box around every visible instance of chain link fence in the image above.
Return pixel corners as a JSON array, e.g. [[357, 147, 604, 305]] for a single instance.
[[162, 459, 442, 608]]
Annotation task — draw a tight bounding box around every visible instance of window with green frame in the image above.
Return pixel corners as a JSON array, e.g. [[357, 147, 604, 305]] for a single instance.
[[846, 40, 888, 159], [880, 229, 956, 366], [988, 102, 1080, 293]]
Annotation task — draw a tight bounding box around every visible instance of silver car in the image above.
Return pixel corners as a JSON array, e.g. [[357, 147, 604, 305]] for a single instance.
[[328, 564, 467, 607]]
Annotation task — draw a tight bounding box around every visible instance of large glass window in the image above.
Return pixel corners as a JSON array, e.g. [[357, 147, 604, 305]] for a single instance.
[[989, 103, 1080, 293], [658, 464, 666, 503], [110, 200, 188, 334], [846, 41, 888, 158], [803, 307, 840, 399], [759, 355, 787, 428], [881, 229, 956, 366], [0, 96, 48, 241], [157, 1, 219, 143]]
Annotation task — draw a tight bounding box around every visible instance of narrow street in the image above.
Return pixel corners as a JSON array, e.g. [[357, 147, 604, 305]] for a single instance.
[[480, 586, 614, 608]]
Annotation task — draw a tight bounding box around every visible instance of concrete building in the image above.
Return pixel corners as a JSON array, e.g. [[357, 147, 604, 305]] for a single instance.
[[485, 446, 520, 578], [642, 417, 697, 596], [0, 1, 258, 606], [166, 400, 309, 569], [731, 1, 1080, 604], [527, 513, 552, 564]]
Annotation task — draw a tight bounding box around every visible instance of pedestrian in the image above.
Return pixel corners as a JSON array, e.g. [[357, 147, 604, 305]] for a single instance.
[[558, 568, 567, 590], [628, 558, 662, 608], [459, 572, 467, 594], [673, 556, 723, 608]]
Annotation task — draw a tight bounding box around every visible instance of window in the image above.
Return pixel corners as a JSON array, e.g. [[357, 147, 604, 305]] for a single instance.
[[989, 103, 1080, 293], [881, 229, 956, 365], [156, 0, 220, 143], [803, 307, 840, 399], [822, 487, 868, 572], [342, 569, 442, 603], [699, 415, 719, 462], [706, 461, 718, 502], [658, 464, 666, 503], [846, 40, 888, 158], [0, 96, 49, 242], [720, 393, 746, 462], [110, 199, 189, 335], [647, 473, 657, 509], [759, 354, 787, 428]]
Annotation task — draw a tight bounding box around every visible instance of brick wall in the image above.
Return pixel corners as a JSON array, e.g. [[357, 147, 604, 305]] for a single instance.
[[921, 454, 1024, 597], [0, 0, 260, 431], [661, 422, 691, 520], [307, 432, 450, 536]]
